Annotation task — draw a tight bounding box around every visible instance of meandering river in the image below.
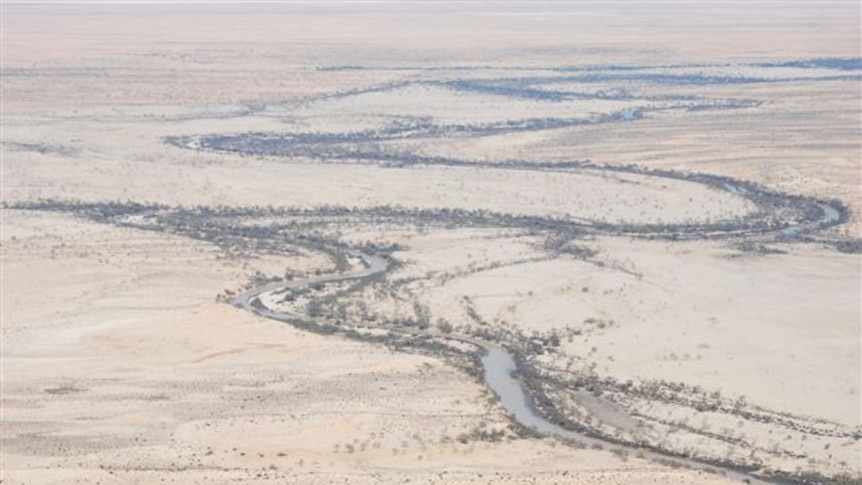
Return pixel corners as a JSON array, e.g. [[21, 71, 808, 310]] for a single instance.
[[232, 248, 775, 484]]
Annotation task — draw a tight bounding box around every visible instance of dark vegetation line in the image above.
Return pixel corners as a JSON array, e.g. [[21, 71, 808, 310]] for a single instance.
[[4, 179, 848, 245], [518, 72, 862, 86], [315, 57, 862, 73], [158, 63, 856, 251], [510, 349, 860, 485], [272, 66, 766, 112], [234, 249, 786, 485], [277, 58, 859, 118], [164, 129, 850, 242], [4, 198, 858, 484], [753, 58, 862, 71], [168, 95, 756, 148]]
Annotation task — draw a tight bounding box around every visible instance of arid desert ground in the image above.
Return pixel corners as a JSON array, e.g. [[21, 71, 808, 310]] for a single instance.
[[1, 2, 860, 484]]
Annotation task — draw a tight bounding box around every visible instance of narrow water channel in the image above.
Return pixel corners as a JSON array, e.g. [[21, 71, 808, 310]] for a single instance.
[[481, 345, 772, 484], [234, 248, 778, 485]]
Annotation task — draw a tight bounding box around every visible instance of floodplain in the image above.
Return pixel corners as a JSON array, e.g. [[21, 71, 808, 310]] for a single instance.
[[1, 2, 860, 484]]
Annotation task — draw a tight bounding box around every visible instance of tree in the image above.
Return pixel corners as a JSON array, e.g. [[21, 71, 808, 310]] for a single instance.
[[307, 300, 324, 318], [437, 318, 453, 334]]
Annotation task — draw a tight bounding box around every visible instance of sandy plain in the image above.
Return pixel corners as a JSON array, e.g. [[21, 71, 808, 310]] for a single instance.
[[1, 2, 860, 484]]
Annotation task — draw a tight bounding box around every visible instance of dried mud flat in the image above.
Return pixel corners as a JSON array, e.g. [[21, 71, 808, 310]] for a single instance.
[[1, 3, 861, 485]]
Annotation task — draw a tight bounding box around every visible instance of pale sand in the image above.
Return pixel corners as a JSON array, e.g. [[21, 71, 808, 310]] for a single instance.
[[2, 2, 859, 483]]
